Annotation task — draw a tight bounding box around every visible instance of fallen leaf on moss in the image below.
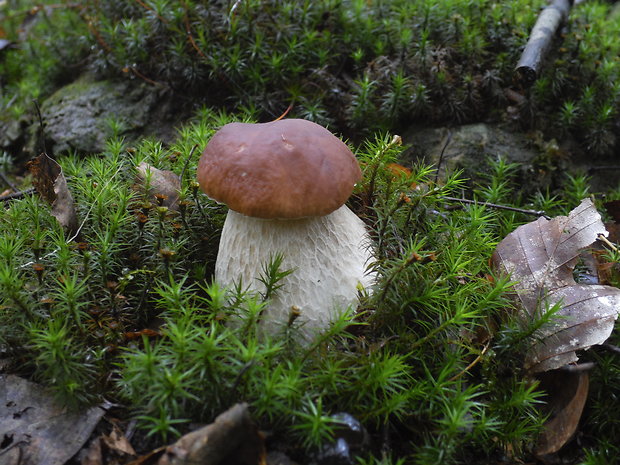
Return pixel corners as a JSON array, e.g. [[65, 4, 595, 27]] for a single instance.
[[102, 424, 136, 457], [135, 163, 180, 211], [157, 403, 265, 465], [79, 436, 103, 465], [79, 424, 137, 465], [535, 369, 589, 457], [491, 198, 620, 373], [0, 374, 104, 465], [26, 153, 78, 234]]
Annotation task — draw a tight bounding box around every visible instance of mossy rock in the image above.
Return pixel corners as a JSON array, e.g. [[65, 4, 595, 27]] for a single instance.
[[37, 75, 179, 155], [402, 122, 620, 196], [403, 123, 567, 195]]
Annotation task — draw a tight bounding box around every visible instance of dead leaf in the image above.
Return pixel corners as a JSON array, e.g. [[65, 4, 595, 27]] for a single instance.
[[491, 198, 620, 372], [0, 374, 105, 465], [101, 425, 136, 457], [135, 163, 180, 211], [157, 403, 265, 465], [79, 424, 136, 465], [125, 446, 166, 465], [79, 437, 103, 465], [535, 370, 589, 457], [591, 252, 618, 286], [26, 153, 59, 205], [26, 153, 78, 234]]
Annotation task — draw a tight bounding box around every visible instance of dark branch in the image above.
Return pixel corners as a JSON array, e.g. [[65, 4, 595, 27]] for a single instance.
[[0, 171, 18, 192], [442, 196, 550, 219], [515, 0, 574, 87], [0, 187, 35, 202]]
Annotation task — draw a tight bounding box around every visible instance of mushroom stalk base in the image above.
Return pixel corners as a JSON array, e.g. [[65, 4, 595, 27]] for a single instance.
[[215, 205, 375, 340]]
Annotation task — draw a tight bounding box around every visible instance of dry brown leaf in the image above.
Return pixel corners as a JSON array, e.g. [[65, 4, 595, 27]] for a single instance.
[[157, 403, 265, 465], [125, 446, 166, 465], [135, 162, 180, 211], [535, 370, 589, 457], [491, 198, 620, 372], [0, 374, 104, 465], [102, 425, 136, 457], [79, 425, 136, 465], [79, 437, 103, 465], [27, 153, 60, 205], [26, 153, 78, 234]]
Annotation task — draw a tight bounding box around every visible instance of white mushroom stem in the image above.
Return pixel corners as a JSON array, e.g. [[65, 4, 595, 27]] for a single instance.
[[215, 204, 375, 339]]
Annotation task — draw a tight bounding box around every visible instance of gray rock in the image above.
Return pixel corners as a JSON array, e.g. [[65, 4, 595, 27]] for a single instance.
[[40, 75, 159, 154], [401, 122, 620, 196], [0, 117, 26, 150], [402, 123, 538, 182], [2, 75, 190, 163]]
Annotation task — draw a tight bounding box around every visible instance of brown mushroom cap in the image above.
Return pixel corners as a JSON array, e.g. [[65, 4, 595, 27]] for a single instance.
[[197, 119, 362, 219]]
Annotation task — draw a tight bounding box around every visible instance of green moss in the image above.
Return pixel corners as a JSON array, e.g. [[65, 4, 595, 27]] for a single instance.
[[1, 1, 620, 461], [3, 0, 620, 155], [0, 1, 90, 116], [4, 109, 617, 462]]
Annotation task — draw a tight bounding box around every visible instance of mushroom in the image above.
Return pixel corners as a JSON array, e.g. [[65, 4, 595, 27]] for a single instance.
[[197, 119, 374, 338]]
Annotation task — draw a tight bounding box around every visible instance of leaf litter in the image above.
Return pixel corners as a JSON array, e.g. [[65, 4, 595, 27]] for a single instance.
[[492, 198, 620, 455], [534, 369, 590, 457], [135, 162, 180, 211], [26, 153, 78, 235], [492, 198, 620, 373], [156, 403, 265, 465], [0, 375, 105, 465]]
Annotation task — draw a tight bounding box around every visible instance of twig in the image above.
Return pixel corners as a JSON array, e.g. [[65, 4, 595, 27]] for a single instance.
[[0, 439, 31, 457], [588, 165, 620, 172], [33, 99, 49, 157], [602, 343, 620, 356], [434, 130, 452, 184], [124, 66, 165, 87], [597, 233, 618, 252], [81, 12, 113, 53], [1, 94, 18, 112], [273, 103, 293, 121], [441, 196, 550, 219], [0, 171, 18, 192], [515, 0, 574, 87], [181, 0, 208, 59], [0, 187, 35, 202], [133, 0, 169, 24], [448, 340, 491, 382], [180, 144, 199, 185], [556, 362, 595, 372]]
